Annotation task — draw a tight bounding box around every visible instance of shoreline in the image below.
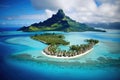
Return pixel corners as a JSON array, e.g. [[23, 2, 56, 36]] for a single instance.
[[42, 48, 93, 59]]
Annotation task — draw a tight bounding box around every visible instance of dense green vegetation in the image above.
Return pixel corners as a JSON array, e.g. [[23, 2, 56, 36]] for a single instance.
[[31, 33, 99, 57], [85, 39, 99, 44], [31, 33, 69, 45], [18, 9, 106, 32], [69, 39, 99, 53], [46, 39, 99, 57]]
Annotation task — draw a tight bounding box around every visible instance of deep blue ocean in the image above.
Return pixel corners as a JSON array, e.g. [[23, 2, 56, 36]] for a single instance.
[[0, 30, 120, 80]]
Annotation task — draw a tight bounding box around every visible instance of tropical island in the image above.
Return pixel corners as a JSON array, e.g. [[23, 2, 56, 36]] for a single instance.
[[18, 9, 100, 58], [18, 9, 106, 32], [31, 33, 99, 58]]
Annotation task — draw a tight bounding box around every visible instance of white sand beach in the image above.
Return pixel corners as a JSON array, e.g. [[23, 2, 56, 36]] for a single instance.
[[42, 48, 93, 59]]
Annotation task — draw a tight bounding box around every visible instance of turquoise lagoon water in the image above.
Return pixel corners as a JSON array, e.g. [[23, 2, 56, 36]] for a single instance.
[[0, 30, 120, 80]]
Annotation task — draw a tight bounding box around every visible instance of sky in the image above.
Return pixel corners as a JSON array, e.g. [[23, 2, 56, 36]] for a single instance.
[[0, 0, 120, 28]]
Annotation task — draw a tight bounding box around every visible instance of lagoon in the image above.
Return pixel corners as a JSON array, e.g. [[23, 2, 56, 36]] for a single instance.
[[0, 30, 120, 80]]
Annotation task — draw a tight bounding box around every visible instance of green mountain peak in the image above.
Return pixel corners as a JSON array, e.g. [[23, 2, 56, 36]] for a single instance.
[[18, 9, 106, 32], [56, 9, 65, 18]]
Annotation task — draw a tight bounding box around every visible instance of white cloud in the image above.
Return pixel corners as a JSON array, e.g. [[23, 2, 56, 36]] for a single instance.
[[6, 9, 55, 21], [18, 14, 46, 21], [2, 9, 56, 26], [31, 0, 120, 23], [4, 0, 120, 24], [45, 9, 55, 18]]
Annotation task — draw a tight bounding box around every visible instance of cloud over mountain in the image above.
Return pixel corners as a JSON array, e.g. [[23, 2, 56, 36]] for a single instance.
[[31, 0, 120, 23]]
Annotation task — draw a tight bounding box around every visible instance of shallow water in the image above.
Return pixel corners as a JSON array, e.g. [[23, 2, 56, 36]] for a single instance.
[[0, 30, 120, 80]]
